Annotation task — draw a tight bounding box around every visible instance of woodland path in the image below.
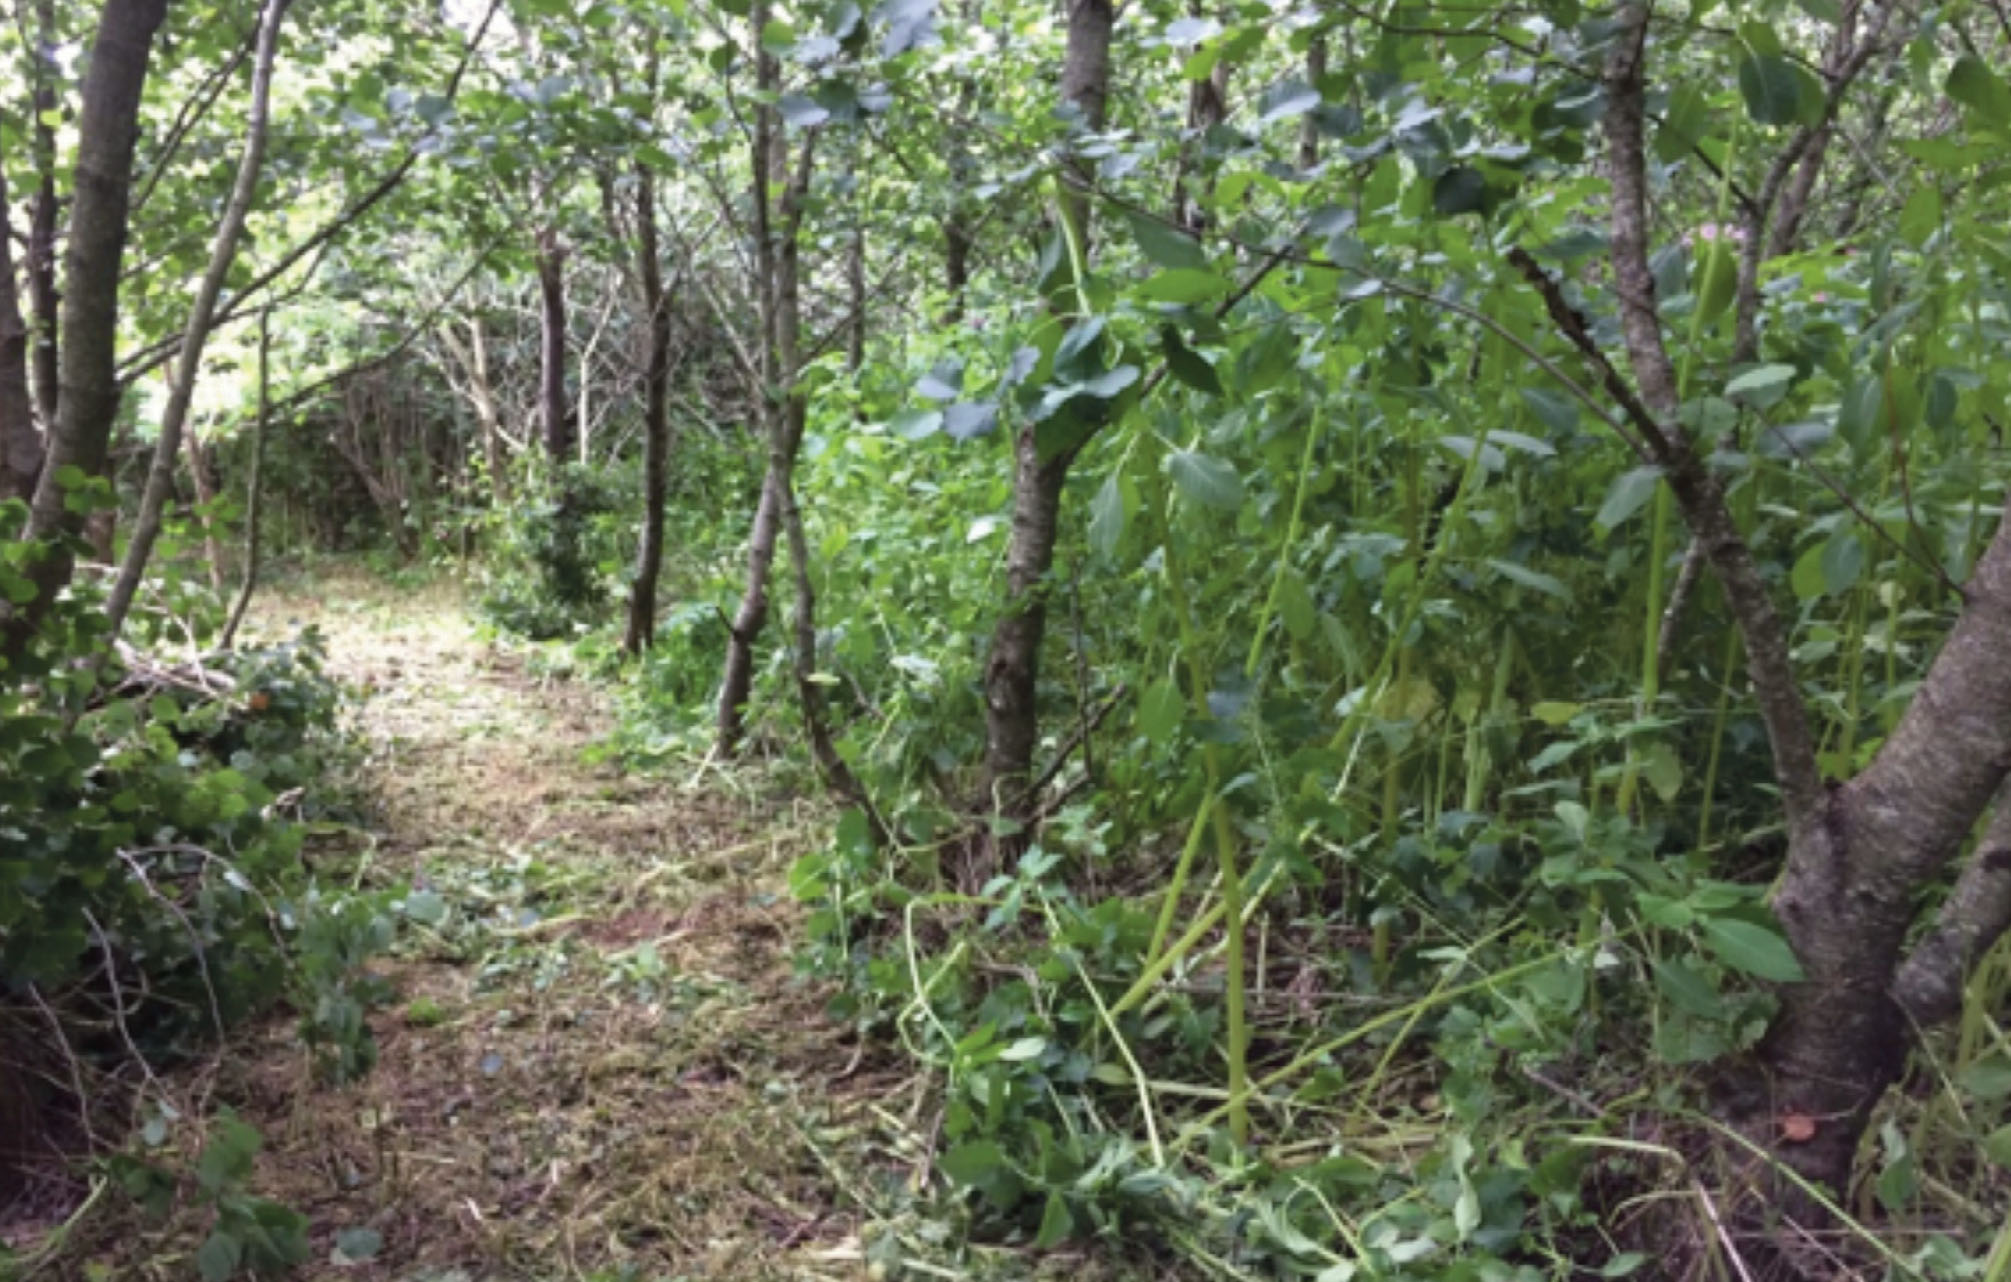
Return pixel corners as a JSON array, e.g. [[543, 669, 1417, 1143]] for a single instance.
[[125, 568, 908, 1281]]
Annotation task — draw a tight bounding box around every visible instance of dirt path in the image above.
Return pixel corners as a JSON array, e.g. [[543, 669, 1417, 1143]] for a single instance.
[[132, 570, 906, 1280]]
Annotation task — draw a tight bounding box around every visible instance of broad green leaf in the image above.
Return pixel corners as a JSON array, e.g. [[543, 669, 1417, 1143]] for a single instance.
[[1531, 700, 1581, 726], [1137, 679, 1184, 744], [939, 1139, 1003, 1184], [1160, 326, 1222, 396], [1166, 450, 1244, 510], [1595, 466, 1662, 531], [1639, 739, 1683, 803], [1737, 52, 1803, 125], [198, 1232, 242, 1282], [1897, 186, 1941, 247], [1089, 474, 1125, 559], [1258, 78, 1321, 125], [1432, 166, 1487, 216], [1655, 86, 1711, 162], [1700, 916, 1805, 982], [1139, 269, 1232, 303], [1948, 56, 2011, 129], [1035, 1191, 1073, 1248], [1486, 559, 1570, 601], [1820, 531, 1864, 596], [1724, 363, 1796, 403], [1126, 211, 1207, 271], [1518, 386, 1579, 435], [1652, 957, 1724, 1018]]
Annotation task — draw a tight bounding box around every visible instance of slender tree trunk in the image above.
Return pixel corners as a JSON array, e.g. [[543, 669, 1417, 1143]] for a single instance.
[[0, 169, 40, 502], [222, 309, 272, 648], [625, 166, 673, 655], [27, 0, 62, 433], [2, 0, 168, 662], [1297, 36, 1326, 171], [715, 0, 786, 756], [942, 220, 973, 325], [183, 426, 226, 592], [106, 0, 289, 636], [536, 227, 572, 464], [978, 0, 1112, 813]]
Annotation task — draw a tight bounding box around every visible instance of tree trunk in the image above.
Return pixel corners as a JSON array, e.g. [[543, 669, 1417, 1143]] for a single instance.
[[1297, 36, 1326, 171], [1582, 4, 2011, 1220], [27, 0, 62, 433], [2, 0, 168, 662], [222, 309, 273, 648], [977, 0, 1112, 813], [0, 168, 40, 503], [183, 426, 226, 593], [715, 0, 787, 758], [536, 227, 572, 465], [106, 0, 289, 636], [625, 166, 673, 655]]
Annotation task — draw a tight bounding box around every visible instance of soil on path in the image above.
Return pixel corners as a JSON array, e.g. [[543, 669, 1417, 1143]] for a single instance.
[[109, 570, 906, 1281]]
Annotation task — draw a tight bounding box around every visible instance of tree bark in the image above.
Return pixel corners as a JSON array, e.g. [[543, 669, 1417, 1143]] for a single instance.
[[106, 0, 289, 636], [715, 0, 788, 757], [221, 309, 273, 648], [1297, 36, 1327, 171], [0, 168, 41, 502], [2, 0, 168, 662], [536, 226, 572, 464], [27, 0, 62, 433], [183, 425, 226, 592], [625, 165, 673, 655], [977, 0, 1112, 814], [1584, 3, 2011, 1212]]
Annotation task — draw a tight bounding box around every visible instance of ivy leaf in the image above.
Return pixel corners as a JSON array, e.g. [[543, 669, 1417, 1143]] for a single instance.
[[1700, 917, 1805, 983], [1165, 450, 1244, 510], [1126, 211, 1206, 271]]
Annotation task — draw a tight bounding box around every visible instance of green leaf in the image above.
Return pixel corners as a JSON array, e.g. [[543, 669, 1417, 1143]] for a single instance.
[[198, 1232, 242, 1282], [1948, 56, 2011, 129], [1485, 559, 1571, 601], [940, 1140, 1003, 1184], [1518, 386, 1579, 435], [403, 889, 447, 925], [1595, 466, 1662, 532], [1700, 917, 1805, 982], [1139, 269, 1232, 304], [1957, 1055, 2011, 1100], [332, 1227, 383, 1263], [196, 1115, 261, 1193], [1034, 1191, 1073, 1248], [1160, 327, 1222, 396], [1640, 739, 1683, 803], [1257, 78, 1321, 125], [1089, 474, 1125, 560], [1137, 679, 1184, 744], [1652, 958, 1724, 1017], [1981, 1123, 2011, 1169], [1738, 52, 1803, 125], [1724, 363, 1796, 404], [1655, 86, 1711, 162], [1126, 211, 1207, 271], [1531, 700, 1581, 726], [1165, 450, 1244, 510], [1432, 166, 1488, 216], [1790, 541, 1826, 600], [1820, 531, 1864, 596], [1897, 186, 1941, 248]]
